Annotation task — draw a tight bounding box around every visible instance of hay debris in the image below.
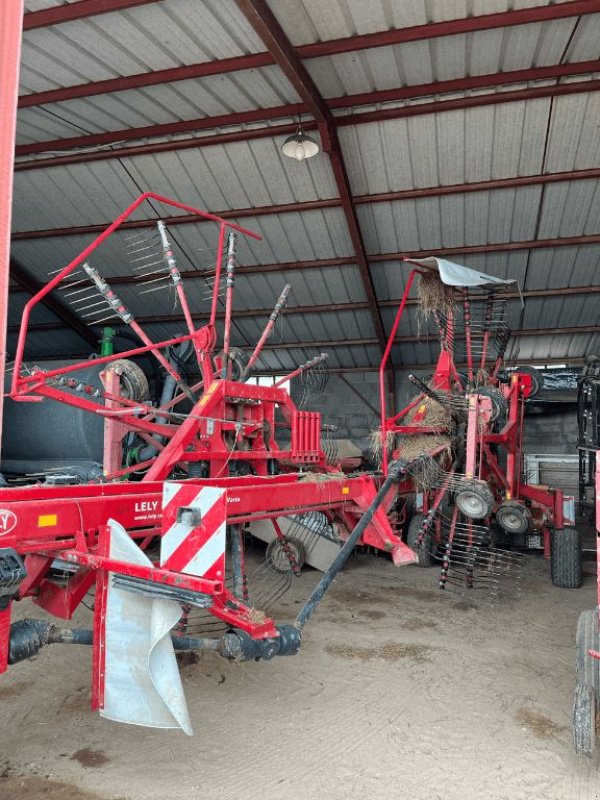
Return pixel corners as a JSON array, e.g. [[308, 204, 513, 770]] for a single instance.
[[299, 470, 346, 483], [417, 271, 455, 330], [369, 428, 395, 466]]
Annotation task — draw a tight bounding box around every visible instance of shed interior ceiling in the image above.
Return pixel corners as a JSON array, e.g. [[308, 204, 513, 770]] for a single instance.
[[9, 0, 600, 371]]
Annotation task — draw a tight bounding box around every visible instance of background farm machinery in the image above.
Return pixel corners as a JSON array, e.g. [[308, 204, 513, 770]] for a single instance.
[[376, 257, 581, 593]]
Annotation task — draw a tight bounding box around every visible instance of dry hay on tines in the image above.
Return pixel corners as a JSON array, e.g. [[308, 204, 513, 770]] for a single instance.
[[299, 470, 346, 483], [417, 271, 455, 329], [395, 393, 452, 487], [406, 394, 451, 429], [369, 428, 395, 466]]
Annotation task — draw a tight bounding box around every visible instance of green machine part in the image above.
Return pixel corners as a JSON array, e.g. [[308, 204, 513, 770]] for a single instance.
[[99, 326, 117, 357]]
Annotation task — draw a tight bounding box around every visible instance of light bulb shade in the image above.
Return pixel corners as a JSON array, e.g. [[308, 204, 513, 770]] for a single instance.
[[281, 131, 320, 160]]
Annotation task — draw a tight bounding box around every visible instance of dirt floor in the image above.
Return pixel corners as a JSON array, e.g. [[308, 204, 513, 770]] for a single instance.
[[0, 544, 598, 800]]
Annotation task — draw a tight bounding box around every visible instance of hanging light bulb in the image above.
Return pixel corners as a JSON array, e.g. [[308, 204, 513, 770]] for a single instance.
[[281, 122, 320, 161], [294, 141, 307, 161]]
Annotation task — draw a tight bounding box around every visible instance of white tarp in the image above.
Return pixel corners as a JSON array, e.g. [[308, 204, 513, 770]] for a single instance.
[[100, 519, 193, 735], [407, 257, 517, 289]]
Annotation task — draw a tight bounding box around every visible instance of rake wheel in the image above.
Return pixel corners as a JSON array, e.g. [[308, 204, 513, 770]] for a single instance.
[[407, 513, 435, 568], [266, 537, 306, 574], [109, 359, 150, 402]]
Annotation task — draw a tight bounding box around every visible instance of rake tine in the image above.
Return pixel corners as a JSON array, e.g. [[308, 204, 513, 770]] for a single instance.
[[135, 267, 171, 279], [77, 300, 110, 312], [139, 282, 175, 295], [69, 294, 101, 305], [132, 260, 167, 271], [127, 239, 160, 252], [86, 314, 120, 325], [59, 277, 87, 289], [81, 310, 112, 319], [62, 285, 97, 297], [48, 266, 84, 277]]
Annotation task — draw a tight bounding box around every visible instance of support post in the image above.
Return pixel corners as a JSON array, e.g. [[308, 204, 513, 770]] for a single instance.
[[0, 2, 24, 454]]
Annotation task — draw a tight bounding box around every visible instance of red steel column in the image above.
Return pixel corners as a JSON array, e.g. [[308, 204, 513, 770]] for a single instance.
[[0, 2, 24, 452]]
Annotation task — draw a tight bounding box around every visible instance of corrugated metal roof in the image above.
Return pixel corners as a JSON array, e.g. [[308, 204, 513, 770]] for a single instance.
[[20, 0, 265, 95], [12, 141, 338, 231], [10, 0, 600, 369], [338, 95, 592, 195], [17, 66, 299, 145], [357, 186, 542, 253], [525, 245, 600, 290], [267, 0, 579, 46], [305, 20, 582, 98]]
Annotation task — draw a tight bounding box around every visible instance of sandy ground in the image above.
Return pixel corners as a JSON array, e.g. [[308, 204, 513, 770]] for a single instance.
[[0, 544, 598, 800]]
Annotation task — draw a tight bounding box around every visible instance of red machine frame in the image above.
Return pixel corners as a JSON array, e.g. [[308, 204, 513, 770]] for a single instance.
[[377, 261, 572, 575], [0, 193, 417, 723]]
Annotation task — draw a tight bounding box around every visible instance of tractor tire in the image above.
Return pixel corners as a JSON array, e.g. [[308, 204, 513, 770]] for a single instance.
[[266, 537, 305, 574], [109, 359, 150, 402], [550, 527, 582, 588], [407, 513, 435, 568], [576, 609, 600, 691], [573, 684, 596, 756]]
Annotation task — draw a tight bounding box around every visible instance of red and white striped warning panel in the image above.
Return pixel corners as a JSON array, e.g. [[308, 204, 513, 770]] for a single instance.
[[160, 483, 226, 581]]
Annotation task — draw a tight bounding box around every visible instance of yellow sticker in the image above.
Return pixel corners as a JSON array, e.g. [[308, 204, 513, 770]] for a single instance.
[[418, 404, 426, 413], [38, 514, 57, 528], [342, 487, 350, 495]]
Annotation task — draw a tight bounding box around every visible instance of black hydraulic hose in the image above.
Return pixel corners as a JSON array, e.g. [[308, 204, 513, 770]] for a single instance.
[[294, 460, 407, 632]]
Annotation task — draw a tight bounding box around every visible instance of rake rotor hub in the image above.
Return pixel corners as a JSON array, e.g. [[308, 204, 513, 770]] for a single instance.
[[455, 480, 495, 520], [496, 501, 530, 535]]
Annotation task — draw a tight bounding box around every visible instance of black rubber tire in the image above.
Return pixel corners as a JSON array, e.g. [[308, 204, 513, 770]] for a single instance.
[[550, 527, 582, 588], [573, 684, 596, 756], [109, 359, 150, 402], [406, 513, 435, 568], [476, 386, 507, 425], [266, 537, 306, 574], [217, 347, 249, 382], [455, 480, 495, 520], [576, 609, 600, 690]]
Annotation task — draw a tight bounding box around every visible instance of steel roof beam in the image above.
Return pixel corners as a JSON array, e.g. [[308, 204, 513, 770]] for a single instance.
[[15, 63, 600, 158], [15, 76, 600, 167], [23, 0, 161, 30], [19, 2, 600, 105], [235, 0, 389, 362], [11, 167, 600, 241], [299, 1, 600, 58], [10, 258, 97, 347], [9, 285, 600, 333]]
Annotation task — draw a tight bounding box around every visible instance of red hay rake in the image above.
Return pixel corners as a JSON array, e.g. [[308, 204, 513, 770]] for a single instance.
[[0, 193, 415, 733], [378, 257, 580, 598]]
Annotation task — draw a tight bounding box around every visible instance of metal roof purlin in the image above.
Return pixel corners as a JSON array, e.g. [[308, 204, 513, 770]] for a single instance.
[[9, 257, 97, 347], [15, 73, 600, 162], [18, 1, 600, 106], [12, 167, 600, 241], [23, 0, 162, 30], [234, 0, 390, 364]]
